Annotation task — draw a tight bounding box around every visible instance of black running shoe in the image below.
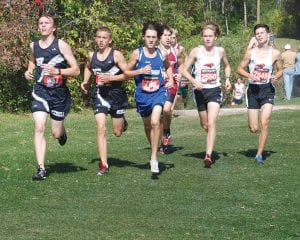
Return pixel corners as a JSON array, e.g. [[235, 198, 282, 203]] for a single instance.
[[58, 131, 67, 146], [32, 168, 47, 181], [123, 117, 128, 132]]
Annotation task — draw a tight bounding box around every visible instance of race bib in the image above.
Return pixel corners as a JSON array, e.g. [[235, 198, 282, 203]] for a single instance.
[[96, 74, 112, 86], [252, 68, 269, 83], [142, 79, 160, 92], [43, 75, 63, 88], [201, 69, 217, 84]]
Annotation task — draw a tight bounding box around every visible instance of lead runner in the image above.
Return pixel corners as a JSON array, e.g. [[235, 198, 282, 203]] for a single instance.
[[180, 21, 231, 168]]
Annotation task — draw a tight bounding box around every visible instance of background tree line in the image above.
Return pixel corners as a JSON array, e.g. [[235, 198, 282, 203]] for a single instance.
[[0, 0, 299, 112]]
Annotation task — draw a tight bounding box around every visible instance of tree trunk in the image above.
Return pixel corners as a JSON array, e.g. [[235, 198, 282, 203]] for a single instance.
[[244, 0, 247, 28], [257, 0, 260, 23]]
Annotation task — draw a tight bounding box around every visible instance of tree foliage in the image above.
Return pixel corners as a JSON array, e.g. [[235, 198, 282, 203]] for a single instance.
[[0, 0, 299, 112]]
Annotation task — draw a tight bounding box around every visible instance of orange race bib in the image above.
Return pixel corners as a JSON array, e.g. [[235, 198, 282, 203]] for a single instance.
[[201, 69, 217, 84], [43, 75, 63, 88], [142, 79, 160, 92], [252, 68, 269, 83]]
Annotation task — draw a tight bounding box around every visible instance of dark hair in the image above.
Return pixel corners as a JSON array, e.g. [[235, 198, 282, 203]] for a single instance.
[[253, 24, 270, 34], [142, 21, 163, 38], [200, 21, 221, 37], [161, 24, 172, 34], [38, 13, 58, 37], [96, 26, 112, 38]]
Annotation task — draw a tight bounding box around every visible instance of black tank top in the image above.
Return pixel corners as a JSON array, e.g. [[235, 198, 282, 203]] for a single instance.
[[33, 38, 68, 85], [91, 48, 122, 88]]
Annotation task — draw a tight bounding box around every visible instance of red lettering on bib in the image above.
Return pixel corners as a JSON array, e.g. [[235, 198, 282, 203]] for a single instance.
[[252, 68, 269, 83], [201, 69, 217, 84], [43, 75, 63, 88], [142, 79, 160, 92]]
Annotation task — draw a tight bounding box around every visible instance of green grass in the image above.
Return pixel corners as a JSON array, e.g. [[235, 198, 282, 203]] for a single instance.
[[0, 109, 299, 240]]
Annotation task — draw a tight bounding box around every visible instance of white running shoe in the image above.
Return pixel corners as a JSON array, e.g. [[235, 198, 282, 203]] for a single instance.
[[150, 160, 159, 173]]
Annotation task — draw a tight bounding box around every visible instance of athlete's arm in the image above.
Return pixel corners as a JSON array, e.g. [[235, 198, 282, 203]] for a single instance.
[[220, 47, 232, 90], [110, 50, 128, 82], [58, 40, 80, 76], [81, 52, 93, 94], [237, 49, 259, 82], [124, 49, 151, 77], [271, 49, 283, 83], [24, 42, 36, 80], [163, 53, 174, 89], [179, 47, 202, 90]]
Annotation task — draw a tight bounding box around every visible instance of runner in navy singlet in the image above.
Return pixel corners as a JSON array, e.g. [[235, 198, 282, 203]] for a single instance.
[[180, 21, 231, 168], [24, 14, 80, 180], [125, 22, 173, 174], [81, 26, 129, 176], [237, 23, 283, 165]]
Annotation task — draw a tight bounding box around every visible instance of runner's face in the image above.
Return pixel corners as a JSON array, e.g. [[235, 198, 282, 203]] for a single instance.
[[255, 27, 269, 45], [202, 29, 216, 48], [143, 29, 158, 49], [38, 17, 55, 37], [160, 29, 171, 48], [95, 31, 112, 49], [170, 34, 177, 46]]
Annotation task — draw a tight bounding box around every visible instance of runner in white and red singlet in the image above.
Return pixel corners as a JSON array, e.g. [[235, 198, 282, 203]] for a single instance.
[[237, 23, 283, 165], [180, 21, 231, 168]]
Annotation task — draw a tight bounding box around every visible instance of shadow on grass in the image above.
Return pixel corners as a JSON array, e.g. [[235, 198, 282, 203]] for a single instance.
[[183, 151, 228, 162], [46, 163, 87, 175], [237, 149, 276, 160], [143, 145, 184, 154], [90, 157, 174, 179]]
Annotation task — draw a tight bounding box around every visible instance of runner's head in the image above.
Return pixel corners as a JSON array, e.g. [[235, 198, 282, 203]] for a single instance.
[[253, 24, 270, 45], [95, 26, 113, 49], [142, 21, 162, 49], [160, 24, 172, 48], [170, 28, 178, 46], [38, 13, 58, 37], [200, 21, 220, 47]]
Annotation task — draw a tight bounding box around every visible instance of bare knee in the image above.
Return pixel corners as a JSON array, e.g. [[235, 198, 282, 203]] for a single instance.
[[249, 125, 258, 133], [113, 129, 122, 137], [97, 125, 106, 137], [35, 124, 46, 136]]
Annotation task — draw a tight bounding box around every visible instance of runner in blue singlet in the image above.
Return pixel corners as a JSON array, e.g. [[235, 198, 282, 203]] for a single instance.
[[125, 22, 174, 174]]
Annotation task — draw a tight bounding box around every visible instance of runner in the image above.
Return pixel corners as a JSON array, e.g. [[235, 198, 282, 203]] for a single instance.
[[171, 29, 189, 110], [237, 23, 283, 165], [81, 26, 128, 176], [231, 78, 246, 106], [179, 21, 231, 168], [158, 25, 181, 154], [24, 13, 80, 180], [124, 22, 173, 174]]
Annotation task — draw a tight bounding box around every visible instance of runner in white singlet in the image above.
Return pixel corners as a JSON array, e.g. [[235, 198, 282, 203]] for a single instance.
[[237, 23, 283, 165], [179, 21, 231, 168]]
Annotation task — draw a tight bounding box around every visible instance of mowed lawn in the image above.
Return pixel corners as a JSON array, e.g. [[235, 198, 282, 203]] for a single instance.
[[0, 108, 299, 240]]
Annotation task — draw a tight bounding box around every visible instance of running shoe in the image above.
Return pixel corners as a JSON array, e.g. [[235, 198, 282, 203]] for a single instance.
[[150, 160, 159, 173], [159, 144, 167, 154], [204, 154, 213, 168], [96, 162, 109, 176], [162, 135, 172, 146], [58, 131, 67, 146], [255, 155, 264, 165], [32, 167, 47, 181], [123, 117, 128, 132]]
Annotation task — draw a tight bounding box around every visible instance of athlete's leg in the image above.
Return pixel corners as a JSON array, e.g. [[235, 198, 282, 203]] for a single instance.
[[205, 102, 220, 155], [143, 105, 163, 161], [247, 109, 260, 133], [95, 113, 108, 167], [51, 118, 66, 139], [33, 111, 48, 169], [257, 103, 273, 156], [111, 117, 125, 137], [198, 110, 208, 133], [162, 101, 173, 131]]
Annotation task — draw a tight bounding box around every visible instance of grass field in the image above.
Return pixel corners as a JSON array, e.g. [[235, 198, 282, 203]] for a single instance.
[[0, 107, 299, 239]]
